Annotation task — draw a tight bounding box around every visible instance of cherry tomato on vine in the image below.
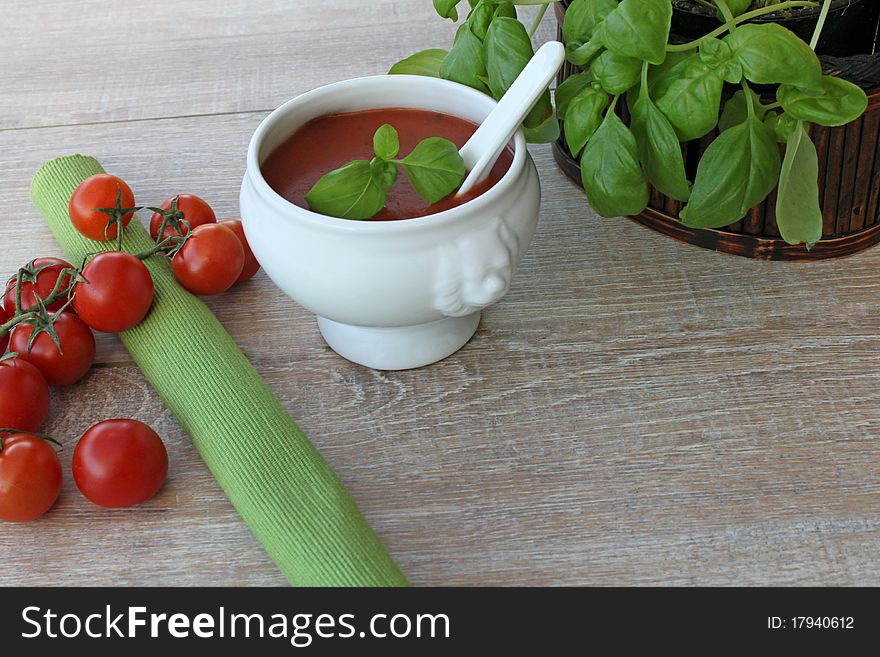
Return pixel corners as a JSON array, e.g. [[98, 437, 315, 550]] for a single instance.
[[0, 302, 9, 354], [172, 223, 244, 295], [73, 419, 168, 508], [72, 252, 154, 333], [3, 257, 75, 314], [0, 358, 50, 433], [10, 312, 96, 386], [69, 174, 136, 241], [219, 219, 260, 283], [0, 433, 62, 522], [150, 194, 216, 242]]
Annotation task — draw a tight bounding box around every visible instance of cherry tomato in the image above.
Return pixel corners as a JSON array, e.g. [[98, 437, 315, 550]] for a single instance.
[[219, 219, 261, 283], [69, 174, 136, 241], [72, 252, 154, 333], [0, 358, 50, 433], [0, 302, 9, 354], [172, 223, 244, 295], [150, 194, 216, 242], [73, 419, 168, 508], [3, 257, 75, 314], [10, 312, 96, 386], [0, 433, 62, 522]]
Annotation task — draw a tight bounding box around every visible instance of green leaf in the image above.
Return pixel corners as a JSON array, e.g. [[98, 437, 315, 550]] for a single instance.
[[562, 0, 617, 45], [764, 111, 798, 142], [647, 51, 692, 98], [389, 49, 448, 77], [630, 85, 691, 202], [433, 0, 462, 21], [597, 0, 671, 66], [493, 2, 517, 20], [592, 50, 641, 95], [398, 137, 466, 204], [305, 160, 390, 220], [370, 157, 399, 191], [718, 86, 764, 132], [485, 17, 552, 128], [680, 114, 781, 228], [564, 87, 609, 157], [440, 23, 490, 93], [468, 0, 495, 40], [725, 23, 822, 90], [777, 75, 869, 127], [776, 120, 823, 247], [555, 71, 593, 117], [654, 57, 724, 141], [566, 39, 604, 68], [698, 37, 742, 84], [580, 108, 649, 217], [523, 110, 562, 144], [373, 124, 400, 161], [720, 0, 752, 18]]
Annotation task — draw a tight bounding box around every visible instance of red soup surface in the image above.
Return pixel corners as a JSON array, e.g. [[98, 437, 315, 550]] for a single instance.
[[261, 108, 514, 221]]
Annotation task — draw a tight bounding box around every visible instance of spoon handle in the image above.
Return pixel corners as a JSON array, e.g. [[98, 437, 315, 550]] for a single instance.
[[457, 41, 565, 196]]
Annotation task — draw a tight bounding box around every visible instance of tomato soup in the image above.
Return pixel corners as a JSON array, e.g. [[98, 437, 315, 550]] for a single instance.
[[261, 108, 514, 221]]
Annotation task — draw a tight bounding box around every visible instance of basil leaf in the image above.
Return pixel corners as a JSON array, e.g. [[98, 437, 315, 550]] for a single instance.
[[562, 0, 617, 45], [592, 50, 641, 95], [493, 2, 517, 20], [718, 86, 764, 132], [564, 87, 609, 157], [777, 76, 869, 127], [389, 49, 448, 77], [555, 71, 593, 117], [764, 111, 798, 142], [597, 0, 671, 66], [776, 120, 823, 247], [441, 23, 491, 93], [566, 39, 604, 68], [647, 51, 691, 98], [468, 0, 495, 41], [486, 17, 552, 128], [523, 110, 562, 144], [433, 0, 462, 21], [725, 23, 822, 90], [373, 124, 400, 161], [398, 137, 466, 204], [630, 85, 691, 202], [305, 160, 390, 220], [698, 38, 742, 84], [580, 108, 649, 217], [654, 57, 724, 141], [722, 0, 752, 17], [370, 157, 399, 191], [680, 114, 781, 228]]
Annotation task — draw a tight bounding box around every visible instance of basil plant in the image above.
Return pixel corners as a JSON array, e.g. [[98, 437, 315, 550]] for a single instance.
[[559, 0, 868, 246], [390, 1, 561, 144]]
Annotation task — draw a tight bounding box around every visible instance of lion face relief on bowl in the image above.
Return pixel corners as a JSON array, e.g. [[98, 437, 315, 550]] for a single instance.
[[433, 216, 521, 317]]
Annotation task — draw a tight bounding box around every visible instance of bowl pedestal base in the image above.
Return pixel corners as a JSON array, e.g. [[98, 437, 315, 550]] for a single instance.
[[316, 312, 481, 371]]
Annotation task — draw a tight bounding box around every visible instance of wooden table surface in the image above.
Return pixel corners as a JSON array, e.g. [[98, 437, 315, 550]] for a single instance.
[[2, 1, 879, 587]]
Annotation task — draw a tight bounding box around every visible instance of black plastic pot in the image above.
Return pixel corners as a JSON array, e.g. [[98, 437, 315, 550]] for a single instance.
[[669, 0, 878, 57]]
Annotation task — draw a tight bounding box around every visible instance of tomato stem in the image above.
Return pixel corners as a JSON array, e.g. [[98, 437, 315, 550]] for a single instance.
[[0, 429, 63, 451]]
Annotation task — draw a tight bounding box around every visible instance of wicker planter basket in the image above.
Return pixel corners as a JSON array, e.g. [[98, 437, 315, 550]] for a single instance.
[[553, 0, 880, 260]]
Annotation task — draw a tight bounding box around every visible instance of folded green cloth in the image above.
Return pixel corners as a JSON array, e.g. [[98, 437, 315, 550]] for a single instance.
[[31, 155, 407, 587]]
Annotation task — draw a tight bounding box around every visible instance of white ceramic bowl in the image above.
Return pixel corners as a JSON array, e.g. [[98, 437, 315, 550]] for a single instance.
[[240, 75, 541, 370]]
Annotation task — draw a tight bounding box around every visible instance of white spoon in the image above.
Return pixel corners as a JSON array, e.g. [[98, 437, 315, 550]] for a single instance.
[[457, 40, 566, 196]]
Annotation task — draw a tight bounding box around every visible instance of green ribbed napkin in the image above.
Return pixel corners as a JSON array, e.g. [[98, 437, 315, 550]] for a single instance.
[[31, 155, 408, 587]]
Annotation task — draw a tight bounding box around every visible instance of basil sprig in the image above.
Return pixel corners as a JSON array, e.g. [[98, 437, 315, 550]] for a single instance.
[[556, 0, 869, 246], [304, 124, 465, 220]]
